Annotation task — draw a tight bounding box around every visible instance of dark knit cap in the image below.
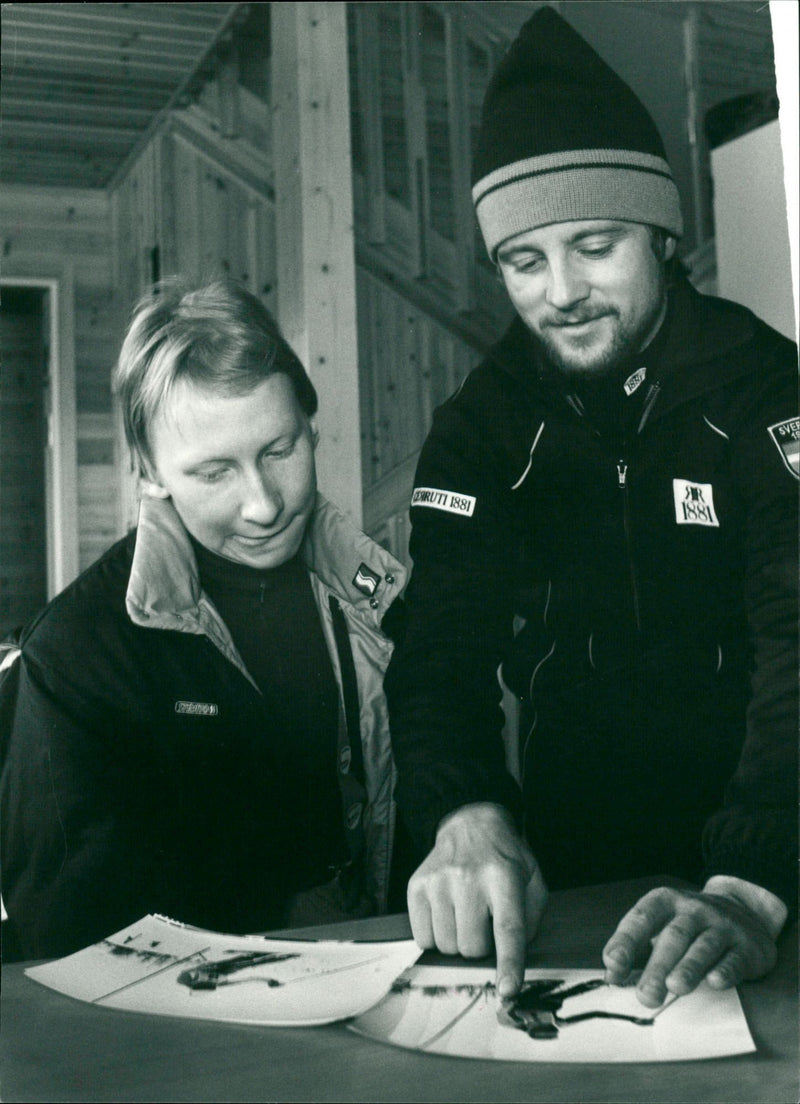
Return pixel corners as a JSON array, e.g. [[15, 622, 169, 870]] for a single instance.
[[472, 6, 683, 258]]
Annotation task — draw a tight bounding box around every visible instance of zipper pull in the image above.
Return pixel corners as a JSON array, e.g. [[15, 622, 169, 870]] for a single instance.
[[617, 460, 628, 488]]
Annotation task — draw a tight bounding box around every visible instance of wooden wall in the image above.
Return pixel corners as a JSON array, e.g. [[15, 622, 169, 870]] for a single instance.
[[0, 185, 123, 576], [111, 99, 277, 530], [17, 0, 771, 577], [113, 109, 277, 317]]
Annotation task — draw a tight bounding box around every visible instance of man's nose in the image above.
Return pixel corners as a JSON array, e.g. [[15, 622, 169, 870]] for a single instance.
[[546, 258, 590, 311], [240, 469, 283, 525]]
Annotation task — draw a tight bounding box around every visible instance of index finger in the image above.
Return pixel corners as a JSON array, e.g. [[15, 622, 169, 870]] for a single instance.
[[491, 876, 528, 999]]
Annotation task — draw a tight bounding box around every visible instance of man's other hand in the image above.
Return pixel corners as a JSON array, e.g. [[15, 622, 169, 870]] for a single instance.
[[407, 802, 547, 1000], [602, 886, 778, 1007]]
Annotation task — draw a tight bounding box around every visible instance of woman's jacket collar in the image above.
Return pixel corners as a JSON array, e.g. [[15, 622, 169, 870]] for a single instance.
[[126, 492, 406, 634]]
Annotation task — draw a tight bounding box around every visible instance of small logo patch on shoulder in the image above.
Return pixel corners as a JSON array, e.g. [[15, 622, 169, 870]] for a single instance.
[[623, 367, 647, 396], [768, 417, 800, 478], [175, 701, 219, 716], [673, 479, 719, 527], [411, 487, 476, 517], [353, 563, 381, 597]]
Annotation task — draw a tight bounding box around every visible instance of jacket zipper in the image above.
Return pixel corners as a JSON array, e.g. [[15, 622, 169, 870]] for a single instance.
[[617, 456, 642, 630], [621, 383, 660, 632]]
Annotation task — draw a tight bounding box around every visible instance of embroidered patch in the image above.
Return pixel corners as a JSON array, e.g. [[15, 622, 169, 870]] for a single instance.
[[623, 367, 647, 396], [175, 701, 219, 716], [673, 479, 719, 527], [411, 487, 476, 517], [352, 562, 381, 597], [768, 417, 800, 478]]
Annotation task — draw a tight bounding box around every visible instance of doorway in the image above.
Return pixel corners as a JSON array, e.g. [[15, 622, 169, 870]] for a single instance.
[[0, 277, 77, 637], [0, 286, 49, 636]]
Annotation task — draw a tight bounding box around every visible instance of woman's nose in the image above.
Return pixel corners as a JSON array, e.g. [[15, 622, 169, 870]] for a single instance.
[[240, 470, 283, 526]]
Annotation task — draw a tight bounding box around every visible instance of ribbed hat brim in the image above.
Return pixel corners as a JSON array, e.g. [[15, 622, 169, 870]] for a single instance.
[[474, 149, 683, 258]]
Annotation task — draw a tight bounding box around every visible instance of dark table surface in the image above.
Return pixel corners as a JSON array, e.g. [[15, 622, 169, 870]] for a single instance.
[[1, 876, 797, 1103]]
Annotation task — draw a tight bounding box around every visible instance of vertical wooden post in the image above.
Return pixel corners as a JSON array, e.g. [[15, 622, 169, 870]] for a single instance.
[[272, 1, 363, 525], [400, 3, 430, 280], [354, 3, 386, 244], [217, 41, 242, 140], [446, 15, 476, 313], [682, 6, 706, 252]]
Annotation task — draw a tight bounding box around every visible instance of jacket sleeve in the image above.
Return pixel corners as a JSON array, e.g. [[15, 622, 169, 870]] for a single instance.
[[701, 338, 799, 912], [384, 372, 525, 857], [1, 650, 155, 958]]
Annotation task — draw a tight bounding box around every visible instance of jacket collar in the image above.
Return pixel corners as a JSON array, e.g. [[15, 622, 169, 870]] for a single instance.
[[491, 276, 760, 407], [126, 493, 406, 633]]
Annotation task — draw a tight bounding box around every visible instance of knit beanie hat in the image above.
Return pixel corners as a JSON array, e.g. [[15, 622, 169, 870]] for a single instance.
[[472, 6, 683, 258]]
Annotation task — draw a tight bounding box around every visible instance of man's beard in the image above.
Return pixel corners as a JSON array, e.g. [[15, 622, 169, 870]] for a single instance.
[[532, 284, 668, 380]]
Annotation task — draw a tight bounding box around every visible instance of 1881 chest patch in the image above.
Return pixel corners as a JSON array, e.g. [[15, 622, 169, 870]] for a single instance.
[[673, 479, 719, 527]]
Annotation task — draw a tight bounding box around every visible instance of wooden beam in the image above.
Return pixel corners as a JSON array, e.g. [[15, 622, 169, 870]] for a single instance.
[[353, 3, 386, 244], [400, 4, 431, 280], [271, 2, 363, 525], [445, 14, 477, 312]]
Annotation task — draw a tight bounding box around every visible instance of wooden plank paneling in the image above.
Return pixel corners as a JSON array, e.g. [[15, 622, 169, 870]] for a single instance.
[[357, 265, 478, 560], [1, 184, 123, 580], [272, 2, 362, 524]]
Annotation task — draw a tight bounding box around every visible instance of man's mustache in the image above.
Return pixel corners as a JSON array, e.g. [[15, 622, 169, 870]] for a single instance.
[[541, 309, 617, 328]]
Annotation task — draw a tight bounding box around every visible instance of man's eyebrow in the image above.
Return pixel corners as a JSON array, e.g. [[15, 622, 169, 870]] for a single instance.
[[568, 225, 628, 243], [497, 243, 544, 262], [497, 224, 628, 262]]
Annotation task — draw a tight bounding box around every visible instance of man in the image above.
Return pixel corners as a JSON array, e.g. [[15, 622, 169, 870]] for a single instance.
[[385, 7, 798, 1009], [1, 279, 406, 958]]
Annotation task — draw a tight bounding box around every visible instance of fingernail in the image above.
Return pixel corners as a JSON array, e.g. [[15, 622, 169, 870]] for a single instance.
[[498, 975, 518, 999], [605, 947, 628, 967]]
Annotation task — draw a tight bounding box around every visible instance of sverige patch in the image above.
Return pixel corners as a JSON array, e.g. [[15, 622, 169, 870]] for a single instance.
[[673, 479, 719, 527], [411, 487, 476, 517], [768, 417, 800, 478]]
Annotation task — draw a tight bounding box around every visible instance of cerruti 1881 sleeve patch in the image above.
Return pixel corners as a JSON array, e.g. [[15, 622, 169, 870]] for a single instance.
[[411, 487, 476, 517], [768, 417, 800, 478]]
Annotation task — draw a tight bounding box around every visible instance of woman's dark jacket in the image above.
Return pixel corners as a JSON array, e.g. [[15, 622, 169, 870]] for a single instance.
[[1, 494, 406, 958], [385, 278, 798, 908]]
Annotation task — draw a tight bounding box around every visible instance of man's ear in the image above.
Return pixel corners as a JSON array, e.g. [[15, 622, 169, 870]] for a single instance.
[[664, 235, 677, 261]]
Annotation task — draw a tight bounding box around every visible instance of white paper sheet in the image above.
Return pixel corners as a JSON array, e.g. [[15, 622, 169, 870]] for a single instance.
[[25, 914, 422, 1026], [349, 965, 757, 1062]]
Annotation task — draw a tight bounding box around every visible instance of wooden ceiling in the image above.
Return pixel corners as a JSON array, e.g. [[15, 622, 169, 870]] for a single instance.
[[0, 2, 243, 188], [0, 2, 778, 193]]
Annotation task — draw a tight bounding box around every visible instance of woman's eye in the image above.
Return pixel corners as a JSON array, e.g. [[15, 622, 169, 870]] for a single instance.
[[198, 469, 228, 484]]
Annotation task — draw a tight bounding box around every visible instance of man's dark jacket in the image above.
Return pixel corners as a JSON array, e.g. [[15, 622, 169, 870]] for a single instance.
[[385, 278, 798, 909]]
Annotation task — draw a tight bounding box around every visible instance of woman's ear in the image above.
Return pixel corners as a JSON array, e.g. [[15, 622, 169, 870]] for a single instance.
[[139, 459, 170, 499], [140, 478, 170, 499], [310, 418, 320, 449]]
